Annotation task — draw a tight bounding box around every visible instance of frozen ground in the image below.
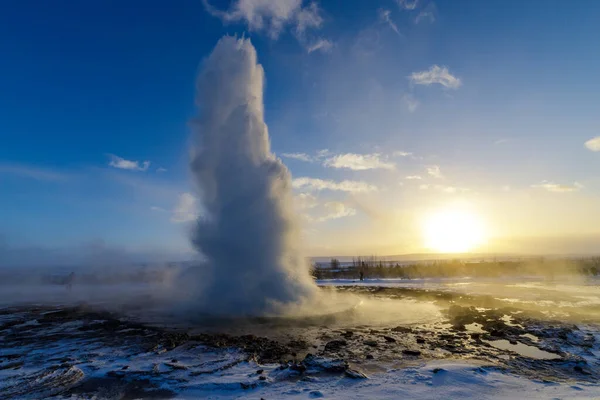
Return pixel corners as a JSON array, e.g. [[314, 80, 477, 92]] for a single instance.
[[2, 276, 600, 399]]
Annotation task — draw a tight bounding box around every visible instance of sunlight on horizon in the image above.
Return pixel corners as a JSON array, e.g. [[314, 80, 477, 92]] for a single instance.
[[422, 207, 487, 253]]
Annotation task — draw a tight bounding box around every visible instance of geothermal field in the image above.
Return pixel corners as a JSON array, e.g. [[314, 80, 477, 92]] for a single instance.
[[2, 274, 600, 399], [2, 35, 600, 400]]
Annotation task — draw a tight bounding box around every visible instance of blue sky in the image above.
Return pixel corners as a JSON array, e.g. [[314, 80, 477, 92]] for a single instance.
[[1, 0, 600, 264]]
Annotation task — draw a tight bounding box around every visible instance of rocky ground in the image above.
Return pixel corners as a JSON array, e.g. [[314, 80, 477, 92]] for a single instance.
[[1, 285, 599, 399]]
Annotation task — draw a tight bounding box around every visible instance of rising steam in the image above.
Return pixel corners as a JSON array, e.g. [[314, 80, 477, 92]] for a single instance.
[[189, 37, 317, 316]]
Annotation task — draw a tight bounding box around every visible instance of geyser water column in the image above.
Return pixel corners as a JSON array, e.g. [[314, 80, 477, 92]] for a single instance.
[[189, 37, 317, 316]]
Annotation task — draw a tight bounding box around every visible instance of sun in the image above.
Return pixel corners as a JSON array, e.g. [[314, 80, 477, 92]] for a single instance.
[[423, 208, 487, 253]]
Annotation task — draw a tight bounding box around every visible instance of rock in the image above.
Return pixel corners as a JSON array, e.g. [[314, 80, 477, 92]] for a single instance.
[[433, 368, 445, 374], [391, 326, 411, 333], [256, 369, 264, 374], [240, 382, 258, 390], [165, 362, 187, 370], [402, 349, 421, 356], [106, 370, 126, 379], [324, 339, 347, 352], [365, 354, 374, 360], [290, 363, 307, 373], [364, 340, 378, 347], [258, 375, 267, 381], [303, 354, 348, 373], [489, 329, 504, 337], [416, 337, 426, 344], [345, 368, 368, 379], [574, 365, 591, 375], [309, 390, 324, 398], [382, 335, 396, 343], [342, 331, 354, 338]]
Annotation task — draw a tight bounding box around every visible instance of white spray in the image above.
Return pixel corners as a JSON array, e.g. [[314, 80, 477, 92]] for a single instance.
[[189, 36, 317, 316]]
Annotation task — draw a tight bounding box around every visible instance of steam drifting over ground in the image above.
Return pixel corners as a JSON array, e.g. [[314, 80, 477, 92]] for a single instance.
[[187, 36, 318, 316]]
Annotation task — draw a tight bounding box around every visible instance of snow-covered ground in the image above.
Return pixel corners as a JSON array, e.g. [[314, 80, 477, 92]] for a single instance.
[[2, 276, 600, 399]]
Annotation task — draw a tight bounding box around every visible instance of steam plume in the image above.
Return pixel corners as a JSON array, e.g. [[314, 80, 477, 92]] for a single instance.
[[189, 37, 317, 316]]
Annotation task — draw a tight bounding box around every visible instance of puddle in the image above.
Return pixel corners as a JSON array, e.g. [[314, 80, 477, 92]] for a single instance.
[[501, 315, 523, 328], [483, 340, 560, 360], [465, 323, 486, 334], [520, 333, 540, 343]]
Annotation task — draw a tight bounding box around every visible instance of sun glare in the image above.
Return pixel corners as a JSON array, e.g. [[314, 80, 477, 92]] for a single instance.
[[423, 208, 486, 253]]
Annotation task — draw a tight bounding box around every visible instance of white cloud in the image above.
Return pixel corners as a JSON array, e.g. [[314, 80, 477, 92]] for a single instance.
[[324, 153, 395, 170], [316, 149, 331, 158], [378, 8, 400, 35], [396, 0, 419, 10], [293, 177, 377, 192], [300, 199, 357, 222], [0, 163, 69, 181], [316, 201, 357, 221], [108, 154, 150, 171], [585, 136, 600, 152], [295, 192, 319, 209], [156, 167, 168, 173], [281, 152, 314, 162], [405, 175, 422, 180], [306, 38, 333, 53], [433, 185, 470, 194], [532, 181, 583, 193], [409, 65, 462, 89], [394, 151, 413, 157], [403, 94, 420, 112], [202, 0, 331, 53], [426, 165, 443, 178], [171, 192, 198, 223]]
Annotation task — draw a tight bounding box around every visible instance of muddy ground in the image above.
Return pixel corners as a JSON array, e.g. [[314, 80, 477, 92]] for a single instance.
[[1, 285, 598, 398]]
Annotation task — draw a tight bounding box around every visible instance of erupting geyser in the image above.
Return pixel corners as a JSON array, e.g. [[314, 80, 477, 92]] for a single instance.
[[189, 37, 318, 316]]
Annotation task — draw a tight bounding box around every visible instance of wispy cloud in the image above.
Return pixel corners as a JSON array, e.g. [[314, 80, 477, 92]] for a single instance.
[[0, 163, 70, 182], [396, 0, 419, 10], [415, 10, 435, 24], [202, 0, 331, 53], [409, 65, 462, 89], [170, 192, 198, 223], [405, 175, 422, 180], [281, 152, 314, 162], [156, 167, 168, 173], [324, 153, 395, 170], [316, 201, 356, 222], [532, 181, 583, 193], [433, 185, 470, 194], [107, 154, 150, 171], [306, 38, 333, 53], [403, 94, 420, 112], [297, 196, 357, 222], [293, 177, 377, 192], [426, 165, 443, 178], [585, 136, 600, 152], [378, 8, 400, 35], [394, 151, 413, 157], [295, 192, 319, 210]]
